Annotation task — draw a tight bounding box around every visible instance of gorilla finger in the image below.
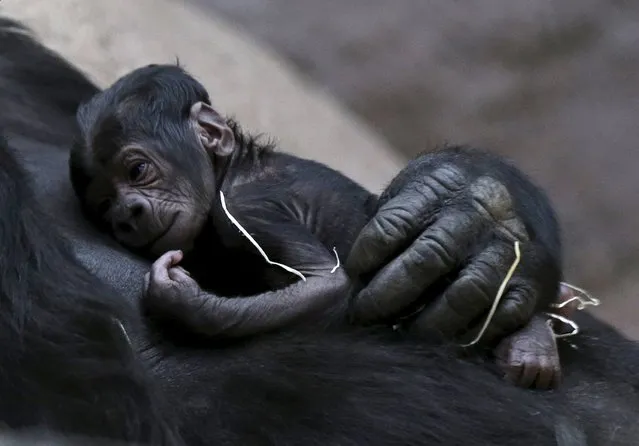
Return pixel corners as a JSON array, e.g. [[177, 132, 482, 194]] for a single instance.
[[166, 250, 184, 266], [158, 250, 184, 268], [346, 164, 468, 277], [345, 193, 433, 276], [408, 244, 512, 337], [504, 363, 524, 386], [351, 212, 481, 324], [551, 365, 562, 389], [467, 287, 537, 345], [175, 266, 191, 277], [519, 361, 539, 388], [168, 266, 191, 282], [151, 250, 183, 281], [408, 276, 492, 338], [534, 359, 555, 390]]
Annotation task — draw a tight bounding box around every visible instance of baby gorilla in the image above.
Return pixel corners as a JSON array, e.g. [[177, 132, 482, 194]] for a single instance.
[[70, 64, 563, 387], [70, 65, 370, 338]]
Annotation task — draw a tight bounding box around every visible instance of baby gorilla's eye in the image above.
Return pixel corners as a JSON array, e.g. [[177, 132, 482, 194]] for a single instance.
[[128, 161, 148, 182]]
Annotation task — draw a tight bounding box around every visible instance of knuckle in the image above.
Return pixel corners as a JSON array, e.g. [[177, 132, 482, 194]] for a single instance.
[[469, 177, 529, 242], [497, 218, 529, 242], [370, 202, 422, 244], [459, 266, 495, 301], [484, 242, 515, 266], [468, 258, 506, 293], [413, 228, 456, 268], [470, 176, 513, 220], [379, 162, 465, 205], [438, 287, 473, 320], [499, 293, 535, 327], [415, 164, 466, 198]]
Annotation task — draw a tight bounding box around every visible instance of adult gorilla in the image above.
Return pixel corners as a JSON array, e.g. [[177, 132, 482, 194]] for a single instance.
[[1, 17, 638, 445]]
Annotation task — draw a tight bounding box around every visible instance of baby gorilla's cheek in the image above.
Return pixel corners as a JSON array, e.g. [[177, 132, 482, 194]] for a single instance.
[[149, 209, 207, 255]]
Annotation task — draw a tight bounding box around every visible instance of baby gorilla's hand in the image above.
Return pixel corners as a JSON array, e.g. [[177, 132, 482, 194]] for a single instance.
[[494, 315, 561, 389], [143, 250, 206, 321]]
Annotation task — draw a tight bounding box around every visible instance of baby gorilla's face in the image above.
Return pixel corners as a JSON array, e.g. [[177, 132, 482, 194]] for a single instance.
[[85, 144, 215, 256]]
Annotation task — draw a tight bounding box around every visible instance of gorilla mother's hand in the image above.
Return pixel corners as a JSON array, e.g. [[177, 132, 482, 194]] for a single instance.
[[346, 146, 561, 345]]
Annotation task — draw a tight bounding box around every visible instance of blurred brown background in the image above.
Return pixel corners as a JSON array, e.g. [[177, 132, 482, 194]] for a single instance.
[[188, 0, 639, 337]]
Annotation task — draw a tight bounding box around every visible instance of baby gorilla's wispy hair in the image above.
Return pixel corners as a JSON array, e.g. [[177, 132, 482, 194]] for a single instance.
[[71, 64, 213, 196]]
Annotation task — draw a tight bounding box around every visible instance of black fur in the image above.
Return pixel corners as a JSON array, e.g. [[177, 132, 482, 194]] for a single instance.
[[0, 19, 97, 145], [0, 128, 176, 443]]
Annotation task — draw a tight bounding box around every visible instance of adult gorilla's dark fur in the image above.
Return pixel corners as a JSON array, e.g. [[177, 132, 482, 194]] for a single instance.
[[0, 17, 638, 445]]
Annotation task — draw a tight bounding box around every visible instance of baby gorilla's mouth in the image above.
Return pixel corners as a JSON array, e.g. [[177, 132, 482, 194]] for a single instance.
[[146, 213, 179, 249]]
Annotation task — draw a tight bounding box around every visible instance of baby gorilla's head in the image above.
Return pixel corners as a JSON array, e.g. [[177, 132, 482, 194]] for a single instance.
[[70, 65, 238, 255]]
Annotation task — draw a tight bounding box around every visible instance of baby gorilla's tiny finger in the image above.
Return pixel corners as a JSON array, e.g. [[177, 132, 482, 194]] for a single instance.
[[156, 251, 177, 267], [175, 266, 191, 276], [171, 250, 184, 265], [504, 363, 524, 386], [151, 251, 179, 282], [534, 359, 555, 390], [163, 250, 184, 266], [551, 366, 562, 389], [518, 358, 540, 388], [168, 266, 191, 282]]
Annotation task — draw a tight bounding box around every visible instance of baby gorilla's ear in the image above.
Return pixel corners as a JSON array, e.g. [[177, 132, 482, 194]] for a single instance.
[[190, 102, 235, 157]]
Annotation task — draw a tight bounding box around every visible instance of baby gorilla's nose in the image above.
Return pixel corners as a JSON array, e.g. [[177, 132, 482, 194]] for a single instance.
[[113, 196, 148, 235], [131, 202, 144, 218]]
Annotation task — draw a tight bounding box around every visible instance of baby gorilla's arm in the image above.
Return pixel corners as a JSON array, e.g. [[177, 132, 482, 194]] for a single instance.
[[144, 230, 350, 338]]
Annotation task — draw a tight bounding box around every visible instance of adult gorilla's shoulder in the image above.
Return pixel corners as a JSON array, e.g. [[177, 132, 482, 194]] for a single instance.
[[0, 14, 635, 446], [0, 18, 151, 304], [0, 18, 97, 144]]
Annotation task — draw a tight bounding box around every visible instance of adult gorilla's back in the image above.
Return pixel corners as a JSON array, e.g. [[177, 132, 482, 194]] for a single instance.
[[0, 17, 635, 445]]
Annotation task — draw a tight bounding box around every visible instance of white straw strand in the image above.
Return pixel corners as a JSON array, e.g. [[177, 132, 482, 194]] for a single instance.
[[219, 191, 307, 281], [461, 240, 522, 347], [330, 247, 340, 273]]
